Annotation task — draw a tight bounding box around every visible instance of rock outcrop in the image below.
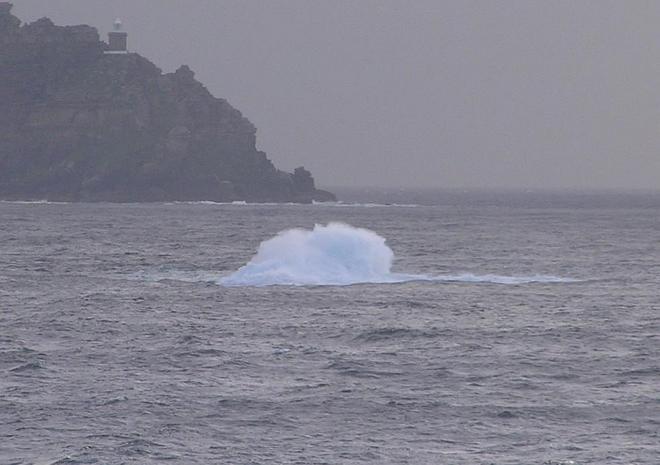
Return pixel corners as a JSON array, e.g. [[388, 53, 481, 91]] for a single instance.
[[0, 3, 335, 202]]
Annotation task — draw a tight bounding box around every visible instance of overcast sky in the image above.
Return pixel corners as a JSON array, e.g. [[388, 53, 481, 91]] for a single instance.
[[12, 0, 660, 189]]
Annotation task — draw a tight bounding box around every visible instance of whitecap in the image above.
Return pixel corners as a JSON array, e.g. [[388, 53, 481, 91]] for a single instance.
[[219, 223, 578, 287]]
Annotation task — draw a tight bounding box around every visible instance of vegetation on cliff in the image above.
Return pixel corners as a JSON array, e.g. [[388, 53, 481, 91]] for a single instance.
[[0, 3, 335, 202]]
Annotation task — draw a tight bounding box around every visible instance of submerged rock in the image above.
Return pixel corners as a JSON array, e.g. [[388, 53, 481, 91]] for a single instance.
[[0, 3, 335, 203]]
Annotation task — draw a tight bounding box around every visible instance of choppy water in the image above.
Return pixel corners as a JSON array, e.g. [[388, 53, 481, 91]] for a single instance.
[[1, 193, 659, 464]]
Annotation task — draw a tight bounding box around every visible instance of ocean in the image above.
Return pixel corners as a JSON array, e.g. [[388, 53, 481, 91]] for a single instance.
[[1, 191, 659, 464]]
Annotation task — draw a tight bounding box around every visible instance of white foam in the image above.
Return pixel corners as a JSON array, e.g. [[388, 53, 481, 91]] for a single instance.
[[429, 273, 578, 284], [312, 201, 420, 208], [219, 223, 397, 286], [163, 201, 419, 208], [0, 200, 70, 204], [219, 223, 577, 287]]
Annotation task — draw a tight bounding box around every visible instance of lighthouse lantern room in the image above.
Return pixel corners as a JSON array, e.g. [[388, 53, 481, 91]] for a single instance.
[[107, 18, 128, 53]]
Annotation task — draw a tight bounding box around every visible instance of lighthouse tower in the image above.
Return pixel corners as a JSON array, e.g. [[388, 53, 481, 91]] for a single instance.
[[107, 18, 128, 53]]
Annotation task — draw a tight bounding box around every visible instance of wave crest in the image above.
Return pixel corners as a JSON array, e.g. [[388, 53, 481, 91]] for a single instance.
[[219, 223, 577, 287], [220, 223, 397, 286]]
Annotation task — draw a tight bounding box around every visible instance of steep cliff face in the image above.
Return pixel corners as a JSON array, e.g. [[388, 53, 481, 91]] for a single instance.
[[0, 4, 335, 202]]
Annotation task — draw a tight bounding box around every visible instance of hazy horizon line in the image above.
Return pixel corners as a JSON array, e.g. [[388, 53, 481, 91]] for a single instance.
[[324, 185, 660, 194]]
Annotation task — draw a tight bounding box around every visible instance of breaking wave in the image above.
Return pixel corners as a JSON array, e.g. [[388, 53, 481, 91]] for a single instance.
[[0, 200, 70, 204], [219, 223, 577, 287], [164, 201, 418, 208]]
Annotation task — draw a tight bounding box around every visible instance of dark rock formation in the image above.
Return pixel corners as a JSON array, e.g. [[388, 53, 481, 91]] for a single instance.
[[0, 3, 335, 202]]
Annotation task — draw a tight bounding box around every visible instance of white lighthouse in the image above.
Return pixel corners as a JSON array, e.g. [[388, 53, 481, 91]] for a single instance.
[[106, 18, 128, 53]]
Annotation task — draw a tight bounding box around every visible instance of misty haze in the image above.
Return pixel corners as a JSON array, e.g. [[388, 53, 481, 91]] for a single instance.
[[12, 0, 660, 190]]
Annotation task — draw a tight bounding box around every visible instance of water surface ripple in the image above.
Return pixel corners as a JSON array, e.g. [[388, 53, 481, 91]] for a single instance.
[[1, 199, 658, 464]]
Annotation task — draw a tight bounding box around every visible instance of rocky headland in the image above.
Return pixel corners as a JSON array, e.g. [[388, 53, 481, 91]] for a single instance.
[[0, 3, 335, 202]]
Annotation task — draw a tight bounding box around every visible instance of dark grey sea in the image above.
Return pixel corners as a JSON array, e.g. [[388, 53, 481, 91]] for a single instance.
[[1, 190, 659, 465]]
